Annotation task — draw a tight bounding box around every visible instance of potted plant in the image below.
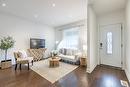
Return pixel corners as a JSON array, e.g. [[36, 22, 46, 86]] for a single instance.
[[0, 36, 15, 69]]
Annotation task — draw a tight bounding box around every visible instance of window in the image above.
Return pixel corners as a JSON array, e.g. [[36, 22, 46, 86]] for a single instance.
[[107, 32, 112, 54], [58, 27, 79, 50]]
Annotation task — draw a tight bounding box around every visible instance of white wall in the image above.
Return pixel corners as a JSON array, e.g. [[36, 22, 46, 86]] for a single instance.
[[125, 0, 130, 82], [0, 13, 55, 64], [98, 9, 125, 25], [87, 6, 98, 73], [97, 10, 125, 68]]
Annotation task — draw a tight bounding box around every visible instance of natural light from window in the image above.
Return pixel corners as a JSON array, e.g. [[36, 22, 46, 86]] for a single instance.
[[107, 32, 112, 54], [57, 27, 79, 50]]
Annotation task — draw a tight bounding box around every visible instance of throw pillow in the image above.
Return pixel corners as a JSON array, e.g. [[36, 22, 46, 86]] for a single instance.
[[61, 48, 64, 54], [64, 48, 67, 55], [66, 49, 73, 55], [18, 50, 28, 58]]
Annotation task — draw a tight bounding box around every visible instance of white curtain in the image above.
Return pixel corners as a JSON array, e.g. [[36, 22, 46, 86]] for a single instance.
[[57, 25, 87, 51], [57, 27, 79, 50]]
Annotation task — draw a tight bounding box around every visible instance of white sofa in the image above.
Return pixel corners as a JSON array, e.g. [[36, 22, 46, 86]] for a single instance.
[[58, 48, 81, 65]]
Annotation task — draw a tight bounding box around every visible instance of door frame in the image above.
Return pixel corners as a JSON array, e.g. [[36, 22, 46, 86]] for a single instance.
[[98, 23, 124, 69]]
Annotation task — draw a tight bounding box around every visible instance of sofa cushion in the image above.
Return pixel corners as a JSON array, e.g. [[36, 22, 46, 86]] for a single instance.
[[59, 54, 75, 59], [66, 49, 72, 55], [58, 54, 79, 63], [59, 48, 64, 55]]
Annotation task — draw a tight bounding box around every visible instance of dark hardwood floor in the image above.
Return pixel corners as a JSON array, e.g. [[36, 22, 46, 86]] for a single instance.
[[0, 65, 129, 87]]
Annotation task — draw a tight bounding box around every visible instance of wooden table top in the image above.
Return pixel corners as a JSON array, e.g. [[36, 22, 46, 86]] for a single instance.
[[49, 57, 61, 61]]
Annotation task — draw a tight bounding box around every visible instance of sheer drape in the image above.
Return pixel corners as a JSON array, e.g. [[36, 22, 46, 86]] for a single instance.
[[57, 25, 87, 52], [58, 27, 79, 50]]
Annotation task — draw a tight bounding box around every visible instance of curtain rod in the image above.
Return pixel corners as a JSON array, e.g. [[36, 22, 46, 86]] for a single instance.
[[57, 24, 85, 31]]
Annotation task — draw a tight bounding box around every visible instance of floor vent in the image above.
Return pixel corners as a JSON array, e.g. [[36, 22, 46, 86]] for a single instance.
[[120, 80, 129, 87]]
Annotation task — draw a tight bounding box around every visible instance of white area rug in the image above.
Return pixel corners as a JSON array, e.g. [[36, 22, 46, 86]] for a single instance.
[[31, 59, 78, 83]]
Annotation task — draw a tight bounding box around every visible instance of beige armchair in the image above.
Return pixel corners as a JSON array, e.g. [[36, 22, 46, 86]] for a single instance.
[[14, 52, 33, 70]]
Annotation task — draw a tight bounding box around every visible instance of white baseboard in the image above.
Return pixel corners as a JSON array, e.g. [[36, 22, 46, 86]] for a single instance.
[[125, 69, 130, 83], [86, 64, 97, 73]]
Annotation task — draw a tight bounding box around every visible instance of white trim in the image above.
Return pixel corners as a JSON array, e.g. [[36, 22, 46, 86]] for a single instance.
[[125, 69, 130, 83], [86, 64, 97, 73], [119, 23, 125, 69], [97, 24, 100, 65]]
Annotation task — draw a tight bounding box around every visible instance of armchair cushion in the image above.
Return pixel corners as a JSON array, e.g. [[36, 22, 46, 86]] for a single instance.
[[16, 57, 33, 64], [16, 58, 29, 64]]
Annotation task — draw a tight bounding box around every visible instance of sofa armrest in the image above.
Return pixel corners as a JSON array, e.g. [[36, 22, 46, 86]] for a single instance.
[[74, 55, 80, 60], [74, 53, 82, 60]]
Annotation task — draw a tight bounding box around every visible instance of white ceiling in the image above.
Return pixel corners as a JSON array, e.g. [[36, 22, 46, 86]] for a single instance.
[[0, 0, 87, 27], [89, 0, 126, 16]]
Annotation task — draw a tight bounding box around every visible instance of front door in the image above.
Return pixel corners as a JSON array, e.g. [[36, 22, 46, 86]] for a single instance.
[[99, 24, 122, 67]]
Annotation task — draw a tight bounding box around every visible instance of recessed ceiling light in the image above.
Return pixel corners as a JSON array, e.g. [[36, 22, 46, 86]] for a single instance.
[[52, 3, 56, 7], [2, 3, 6, 7]]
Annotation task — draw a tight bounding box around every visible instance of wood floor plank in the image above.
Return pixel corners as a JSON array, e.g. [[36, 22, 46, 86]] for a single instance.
[[0, 65, 129, 87]]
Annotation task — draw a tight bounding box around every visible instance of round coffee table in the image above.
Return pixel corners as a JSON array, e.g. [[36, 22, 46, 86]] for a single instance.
[[49, 57, 61, 67]]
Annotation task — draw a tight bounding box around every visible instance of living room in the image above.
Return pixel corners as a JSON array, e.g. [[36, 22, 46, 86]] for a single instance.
[[0, 0, 87, 63], [0, 0, 88, 87], [0, 0, 130, 87]]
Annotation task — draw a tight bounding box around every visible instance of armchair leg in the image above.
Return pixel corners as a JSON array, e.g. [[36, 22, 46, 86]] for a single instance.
[[19, 64, 21, 70], [32, 60, 33, 66], [15, 64, 17, 70], [28, 63, 29, 70]]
